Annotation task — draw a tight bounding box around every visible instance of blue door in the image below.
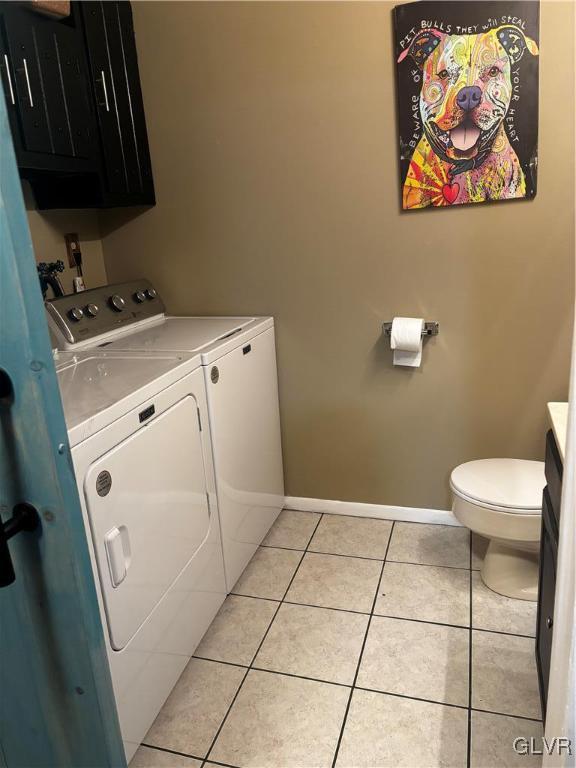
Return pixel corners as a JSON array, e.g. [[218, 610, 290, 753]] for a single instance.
[[0, 88, 126, 767]]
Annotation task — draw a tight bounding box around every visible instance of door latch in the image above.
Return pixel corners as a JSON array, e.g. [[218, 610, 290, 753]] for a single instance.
[[0, 503, 40, 587]]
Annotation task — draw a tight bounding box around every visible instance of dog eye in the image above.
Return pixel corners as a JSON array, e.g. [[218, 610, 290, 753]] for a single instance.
[[488, 65, 501, 77], [437, 69, 449, 79]]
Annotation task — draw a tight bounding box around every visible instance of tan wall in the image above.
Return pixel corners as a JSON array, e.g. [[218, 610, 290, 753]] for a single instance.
[[24, 183, 107, 297], [101, 0, 574, 509]]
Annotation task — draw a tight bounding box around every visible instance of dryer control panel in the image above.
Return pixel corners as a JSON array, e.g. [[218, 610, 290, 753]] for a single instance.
[[46, 279, 166, 346]]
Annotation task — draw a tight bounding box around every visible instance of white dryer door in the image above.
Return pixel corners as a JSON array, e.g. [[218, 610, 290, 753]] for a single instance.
[[84, 395, 210, 651]]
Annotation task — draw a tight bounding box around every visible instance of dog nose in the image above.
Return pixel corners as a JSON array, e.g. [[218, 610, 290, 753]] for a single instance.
[[456, 86, 482, 111]]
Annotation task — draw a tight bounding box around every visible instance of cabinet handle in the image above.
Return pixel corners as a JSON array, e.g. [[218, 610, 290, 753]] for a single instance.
[[547, 616, 553, 629], [97, 69, 110, 112], [22, 58, 33, 107], [3, 54, 15, 105]]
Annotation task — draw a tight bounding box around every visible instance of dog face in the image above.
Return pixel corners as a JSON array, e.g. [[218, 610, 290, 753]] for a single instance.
[[399, 26, 538, 165]]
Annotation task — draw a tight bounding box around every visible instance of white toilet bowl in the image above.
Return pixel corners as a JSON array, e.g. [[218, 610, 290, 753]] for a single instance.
[[450, 459, 545, 601]]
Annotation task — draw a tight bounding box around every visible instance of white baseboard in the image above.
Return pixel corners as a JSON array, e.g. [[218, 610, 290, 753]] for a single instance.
[[284, 496, 461, 526]]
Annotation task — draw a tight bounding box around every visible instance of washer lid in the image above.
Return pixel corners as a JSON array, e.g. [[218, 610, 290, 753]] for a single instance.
[[55, 350, 201, 445], [103, 316, 256, 353], [102, 316, 275, 365], [450, 459, 545, 511]]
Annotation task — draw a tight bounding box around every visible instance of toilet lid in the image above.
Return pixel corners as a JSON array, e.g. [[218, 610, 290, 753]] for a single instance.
[[450, 459, 545, 513]]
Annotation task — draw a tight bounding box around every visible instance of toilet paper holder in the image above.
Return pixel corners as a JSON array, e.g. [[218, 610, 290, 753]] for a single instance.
[[382, 321, 439, 337]]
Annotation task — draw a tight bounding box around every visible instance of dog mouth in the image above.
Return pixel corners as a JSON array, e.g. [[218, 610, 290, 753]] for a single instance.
[[427, 116, 492, 165], [446, 119, 481, 160]]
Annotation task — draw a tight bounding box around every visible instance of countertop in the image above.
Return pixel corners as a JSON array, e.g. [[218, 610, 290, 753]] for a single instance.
[[547, 402, 569, 463]]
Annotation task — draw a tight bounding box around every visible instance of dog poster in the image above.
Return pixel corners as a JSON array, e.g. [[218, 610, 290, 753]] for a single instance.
[[394, 1, 539, 209]]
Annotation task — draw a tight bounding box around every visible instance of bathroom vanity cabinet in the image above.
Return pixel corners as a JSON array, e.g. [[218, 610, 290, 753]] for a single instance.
[[536, 425, 563, 721]]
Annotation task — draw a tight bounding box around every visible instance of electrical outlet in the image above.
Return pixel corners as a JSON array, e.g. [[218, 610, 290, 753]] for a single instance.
[[64, 232, 81, 268]]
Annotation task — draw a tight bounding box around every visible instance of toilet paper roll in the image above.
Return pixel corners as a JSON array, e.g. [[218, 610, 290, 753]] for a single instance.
[[390, 317, 425, 367]]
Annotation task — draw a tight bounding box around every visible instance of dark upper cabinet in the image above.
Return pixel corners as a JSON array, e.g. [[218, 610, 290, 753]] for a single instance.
[[80, 1, 154, 205], [0, 4, 96, 170], [0, 1, 154, 209]]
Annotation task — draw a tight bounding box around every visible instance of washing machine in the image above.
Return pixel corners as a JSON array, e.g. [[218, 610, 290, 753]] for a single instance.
[[46, 280, 284, 592], [54, 348, 226, 761]]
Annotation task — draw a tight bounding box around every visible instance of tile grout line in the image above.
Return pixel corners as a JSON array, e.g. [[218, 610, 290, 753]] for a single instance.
[[229, 592, 372, 617], [141, 742, 205, 762], [138, 743, 240, 768], [230, 595, 535, 639], [467, 530, 473, 768], [192, 655, 249, 671], [250, 665, 350, 689], [261, 541, 474, 570], [330, 521, 396, 768], [262, 543, 385, 562], [470, 707, 543, 724], [282, 599, 370, 617], [387, 556, 472, 570], [354, 685, 468, 711], [190, 656, 354, 691], [202, 513, 325, 765], [228, 591, 279, 604], [371, 612, 535, 639], [185, 658, 542, 722]]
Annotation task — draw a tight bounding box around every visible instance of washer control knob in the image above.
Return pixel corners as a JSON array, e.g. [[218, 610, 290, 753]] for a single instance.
[[68, 307, 84, 322], [109, 294, 126, 312], [134, 290, 146, 303], [146, 288, 157, 300], [85, 303, 99, 318]]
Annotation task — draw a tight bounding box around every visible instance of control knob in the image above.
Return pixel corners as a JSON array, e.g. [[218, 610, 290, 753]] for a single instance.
[[146, 288, 157, 300], [109, 294, 126, 312], [133, 290, 146, 303], [85, 303, 99, 318], [68, 307, 84, 322]]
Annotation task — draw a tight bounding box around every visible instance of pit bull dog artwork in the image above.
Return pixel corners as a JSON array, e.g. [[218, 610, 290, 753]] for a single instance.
[[395, 2, 539, 209]]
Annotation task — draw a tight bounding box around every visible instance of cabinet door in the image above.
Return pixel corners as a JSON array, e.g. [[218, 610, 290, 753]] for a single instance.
[[545, 429, 563, 532], [54, 24, 94, 159], [101, 1, 140, 194], [1, 6, 96, 163], [3, 12, 52, 154], [81, 0, 154, 204], [115, 1, 154, 200], [536, 489, 557, 721], [32, 22, 73, 157], [0, 21, 22, 153], [81, 1, 126, 195]]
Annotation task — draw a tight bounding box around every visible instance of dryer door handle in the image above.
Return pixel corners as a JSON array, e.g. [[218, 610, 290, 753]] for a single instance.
[[104, 526, 130, 588]]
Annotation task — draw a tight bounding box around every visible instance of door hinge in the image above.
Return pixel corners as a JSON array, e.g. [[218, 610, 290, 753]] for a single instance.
[[197, 407, 202, 431], [206, 492, 211, 516]]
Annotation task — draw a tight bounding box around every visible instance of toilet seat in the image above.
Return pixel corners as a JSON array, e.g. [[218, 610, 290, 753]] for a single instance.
[[450, 486, 540, 515], [450, 458, 545, 515]]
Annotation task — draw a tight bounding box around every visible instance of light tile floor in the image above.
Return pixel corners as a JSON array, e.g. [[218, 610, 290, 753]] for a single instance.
[[132, 513, 542, 768]]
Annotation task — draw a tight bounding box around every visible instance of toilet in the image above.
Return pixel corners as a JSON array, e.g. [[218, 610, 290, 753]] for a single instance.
[[450, 458, 545, 601]]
